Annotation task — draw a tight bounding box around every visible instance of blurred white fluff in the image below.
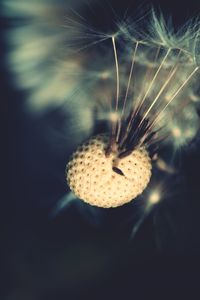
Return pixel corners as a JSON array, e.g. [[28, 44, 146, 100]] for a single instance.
[[3, 1, 200, 148]]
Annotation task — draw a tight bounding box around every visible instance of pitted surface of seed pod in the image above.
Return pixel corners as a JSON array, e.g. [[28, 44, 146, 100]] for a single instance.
[[66, 134, 152, 208]]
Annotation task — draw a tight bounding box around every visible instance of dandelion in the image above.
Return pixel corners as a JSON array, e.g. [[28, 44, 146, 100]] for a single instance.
[[65, 11, 200, 208], [66, 134, 152, 208], [3, 1, 200, 235]]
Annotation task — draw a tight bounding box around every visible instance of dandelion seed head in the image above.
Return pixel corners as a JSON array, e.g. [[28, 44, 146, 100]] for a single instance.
[[66, 134, 152, 208]]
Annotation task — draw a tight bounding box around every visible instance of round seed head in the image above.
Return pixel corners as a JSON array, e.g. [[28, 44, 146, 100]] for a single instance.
[[66, 134, 152, 208]]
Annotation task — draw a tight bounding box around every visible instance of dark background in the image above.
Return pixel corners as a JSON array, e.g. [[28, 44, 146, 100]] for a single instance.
[[1, 0, 200, 299]]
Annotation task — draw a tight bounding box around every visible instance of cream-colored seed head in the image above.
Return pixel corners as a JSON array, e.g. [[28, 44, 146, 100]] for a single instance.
[[66, 135, 152, 208]]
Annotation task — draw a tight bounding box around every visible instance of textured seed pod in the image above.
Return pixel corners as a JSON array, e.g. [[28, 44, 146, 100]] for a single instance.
[[66, 134, 152, 208]]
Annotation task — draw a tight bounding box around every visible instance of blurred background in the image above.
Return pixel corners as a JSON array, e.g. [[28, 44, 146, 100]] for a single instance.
[[1, 0, 200, 299]]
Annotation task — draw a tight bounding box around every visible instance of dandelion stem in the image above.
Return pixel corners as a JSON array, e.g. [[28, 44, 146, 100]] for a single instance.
[[141, 65, 178, 121], [106, 36, 120, 155], [122, 41, 139, 116], [120, 47, 162, 147], [116, 41, 139, 142], [139, 50, 182, 123], [107, 35, 120, 152], [136, 46, 161, 111], [138, 48, 171, 126], [112, 35, 120, 112], [151, 66, 199, 127]]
